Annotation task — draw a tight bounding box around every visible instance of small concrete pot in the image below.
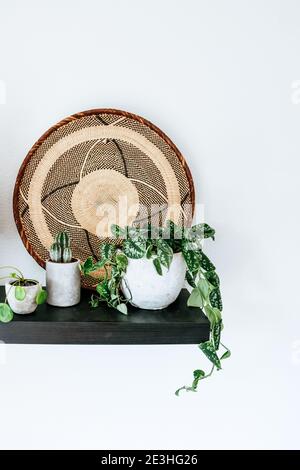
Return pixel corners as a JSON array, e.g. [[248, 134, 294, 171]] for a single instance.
[[5, 282, 41, 314], [46, 259, 81, 307], [121, 253, 186, 310]]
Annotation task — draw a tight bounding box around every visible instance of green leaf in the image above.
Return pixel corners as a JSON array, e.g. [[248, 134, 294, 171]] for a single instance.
[[153, 258, 163, 275], [15, 286, 26, 301], [199, 341, 222, 370], [203, 224, 215, 240], [157, 239, 173, 269], [125, 226, 148, 239], [199, 252, 215, 271], [175, 369, 207, 395], [187, 287, 203, 308], [89, 295, 100, 308], [182, 246, 201, 273], [81, 257, 94, 275], [185, 271, 196, 288], [220, 349, 231, 360], [188, 223, 215, 241], [213, 320, 222, 350], [209, 288, 223, 311], [123, 237, 146, 259], [116, 303, 128, 315], [192, 369, 206, 390], [197, 278, 210, 299], [205, 270, 220, 288], [146, 244, 153, 259], [111, 224, 125, 238], [165, 220, 185, 240], [116, 253, 128, 270], [0, 303, 13, 323], [96, 280, 110, 300], [204, 304, 221, 325], [93, 259, 107, 270], [101, 243, 115, 261], [193, 369, 205, 379], [35, 289, 47, 305]]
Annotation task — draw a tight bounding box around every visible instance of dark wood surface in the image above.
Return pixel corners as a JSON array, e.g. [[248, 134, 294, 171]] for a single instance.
[[0, 287, 209, 345]]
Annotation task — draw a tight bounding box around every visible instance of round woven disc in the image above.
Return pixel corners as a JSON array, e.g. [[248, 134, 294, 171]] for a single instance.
[[13, 109, 195, 288]]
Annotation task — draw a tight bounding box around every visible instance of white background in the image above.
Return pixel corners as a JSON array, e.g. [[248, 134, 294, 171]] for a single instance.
[[0, 0, 299, 450]]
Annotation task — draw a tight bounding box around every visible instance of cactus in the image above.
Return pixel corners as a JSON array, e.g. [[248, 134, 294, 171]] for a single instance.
[[50, 242, 62, 262], [63, 247, 72, 263], [55, 231, 70, 249], [50, 232, 73, 263]]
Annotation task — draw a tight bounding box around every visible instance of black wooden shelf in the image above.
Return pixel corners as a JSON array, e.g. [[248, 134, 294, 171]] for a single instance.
[[0, 287, 209, 345]]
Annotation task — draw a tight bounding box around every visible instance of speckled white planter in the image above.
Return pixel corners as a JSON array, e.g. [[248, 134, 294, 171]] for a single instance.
[[121, 253, 186, 310], [46, 260, 81, 307], [5, 282, 41, 314]]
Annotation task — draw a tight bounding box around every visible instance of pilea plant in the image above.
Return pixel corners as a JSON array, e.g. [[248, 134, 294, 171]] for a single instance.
[[49, 231, 73, 263], [81, 221, 230, 394], [0, 266, 47, 323]]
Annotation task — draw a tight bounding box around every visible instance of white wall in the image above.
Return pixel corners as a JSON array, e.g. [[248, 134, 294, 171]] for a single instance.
[[1, 0, 300, 450]]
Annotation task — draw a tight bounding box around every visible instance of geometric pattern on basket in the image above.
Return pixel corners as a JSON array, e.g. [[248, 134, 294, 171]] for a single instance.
[[13, 109, 195, 288]]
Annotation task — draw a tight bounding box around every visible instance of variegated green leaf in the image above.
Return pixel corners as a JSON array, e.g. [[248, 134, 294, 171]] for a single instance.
[[209, 287, 223, 311], [157, 239, 173, 269], [81, 257, 98, 275], [191, 369, 206, 390], [123, 237, 146, 259], [188, 223, 215, 241], [101, 243, 115, 261], [111, 224, 125, 238], [96, 280, 110, 300], [182, 246, 201, 273], [213, 320, 222, 350], [185, 271, 196, 288], [199, 341, 222, 370], [199, 252, 215, 271], [116, 253, 128, 270], [153, 258, 163, 276], [205, 270, 220, 288]]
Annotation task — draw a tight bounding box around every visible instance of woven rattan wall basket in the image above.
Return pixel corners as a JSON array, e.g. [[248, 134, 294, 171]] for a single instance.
[[13, 109, 195, 288]]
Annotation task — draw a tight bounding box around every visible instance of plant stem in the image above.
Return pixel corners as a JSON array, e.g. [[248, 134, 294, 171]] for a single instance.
[[0, 265, 24, 279], [0, 276, 16, 282], [203, 365, 215, 379]]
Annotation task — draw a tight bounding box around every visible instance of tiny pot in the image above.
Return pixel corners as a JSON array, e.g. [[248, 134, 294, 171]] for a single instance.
[[121, 252, 186, 310], [46, 259, 81, 307], [5, 281, 41, 314]]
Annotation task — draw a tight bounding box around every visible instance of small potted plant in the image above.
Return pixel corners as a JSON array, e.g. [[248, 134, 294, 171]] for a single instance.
[[46, 231, 81, 307], [0, 265, 47, 322], [81, 221, 230, 394]]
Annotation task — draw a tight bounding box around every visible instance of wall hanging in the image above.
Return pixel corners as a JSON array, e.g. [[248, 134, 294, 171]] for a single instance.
[[13, 109, 195, 288]]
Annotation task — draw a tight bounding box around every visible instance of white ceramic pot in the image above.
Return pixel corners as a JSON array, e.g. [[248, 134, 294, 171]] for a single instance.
[[121, 252, 186, 310], [5, 282, 41, 314], [46, 260, 81, 307]]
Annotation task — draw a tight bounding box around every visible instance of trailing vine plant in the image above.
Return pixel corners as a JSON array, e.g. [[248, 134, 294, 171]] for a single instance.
[[81, 221, 230, 394]]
